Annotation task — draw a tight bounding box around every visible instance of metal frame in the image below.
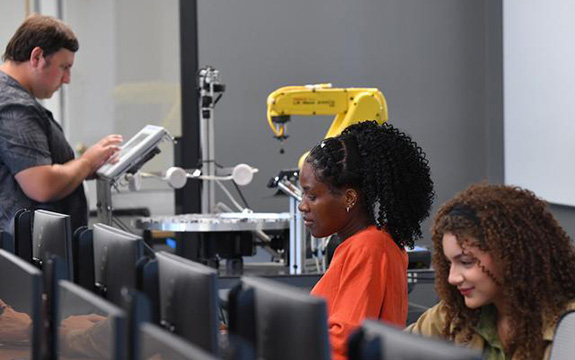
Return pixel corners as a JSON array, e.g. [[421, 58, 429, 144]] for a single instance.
[[289, 196, 307, 274], [176, 0, 201, 216], [96, 179, 113, 225], [197, 67, 224, 214], [174, 0, 202, 260]]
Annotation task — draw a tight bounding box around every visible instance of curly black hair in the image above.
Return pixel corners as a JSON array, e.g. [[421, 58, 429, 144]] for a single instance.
[[306, 120, 435, 248], [431, 184, 575, 359]]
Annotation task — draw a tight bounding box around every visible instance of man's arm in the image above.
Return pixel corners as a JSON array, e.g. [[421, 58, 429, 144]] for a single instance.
[[15, 135, 122, 202], [0, 298, 32, 343]]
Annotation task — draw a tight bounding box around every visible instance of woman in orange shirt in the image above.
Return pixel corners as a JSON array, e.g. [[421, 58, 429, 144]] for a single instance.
[[299, 120, 434, 360]]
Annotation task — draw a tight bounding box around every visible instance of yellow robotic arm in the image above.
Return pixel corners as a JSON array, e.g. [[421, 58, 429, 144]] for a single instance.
[[266, 83, 388, 167]]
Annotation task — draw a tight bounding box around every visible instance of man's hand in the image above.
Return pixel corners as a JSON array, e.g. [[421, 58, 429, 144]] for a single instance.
[[59, 314, 106, 337], [0, 298, 33, 343], [58, 314, 110, 357], [81, 134, 123, 176]]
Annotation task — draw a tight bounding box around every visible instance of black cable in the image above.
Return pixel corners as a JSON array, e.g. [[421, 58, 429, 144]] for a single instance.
[[193, 158, 251, 209], [112, 217, 131, 232], [213, 93, 223, 106], [232, 181, 251, 209], [111, 217, 156, 256], [219, 298, 228, 325], [196, 159, 224, 168]]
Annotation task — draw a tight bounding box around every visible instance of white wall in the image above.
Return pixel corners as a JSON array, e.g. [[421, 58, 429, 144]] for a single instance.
[[504, 0, 575, 206], [64, 0, 116, 146], [64, 0, 180, 215], [0, 2, 28, 62]]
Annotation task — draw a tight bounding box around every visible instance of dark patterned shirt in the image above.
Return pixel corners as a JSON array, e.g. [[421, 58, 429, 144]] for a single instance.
[[0, 71, 87, 232]]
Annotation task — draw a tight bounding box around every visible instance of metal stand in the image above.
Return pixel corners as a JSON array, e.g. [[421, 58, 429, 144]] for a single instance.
[[289, 196, 307, 274], [198, 67, 225, 214], [95, 127, 171, 227], [96, 178, 113, 225], [273, 175, 308, 274]]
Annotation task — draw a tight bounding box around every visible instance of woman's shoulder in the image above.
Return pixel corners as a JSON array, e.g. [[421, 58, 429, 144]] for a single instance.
[[543, 299, 575, 341], [346, 226, 404, 256], [405, 302, 447, 336], [347, 226, 393, 245], [563, 300, 575, 312], [330, 227, 408, 270]]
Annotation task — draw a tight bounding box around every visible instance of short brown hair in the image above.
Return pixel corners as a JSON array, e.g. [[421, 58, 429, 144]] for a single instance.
[[2, 14, 79, 62]]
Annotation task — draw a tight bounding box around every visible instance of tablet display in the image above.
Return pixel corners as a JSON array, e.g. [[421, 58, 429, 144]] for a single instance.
[[96, 125, 167, 180]]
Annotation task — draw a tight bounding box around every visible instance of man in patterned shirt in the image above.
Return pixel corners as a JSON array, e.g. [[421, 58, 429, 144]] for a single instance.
[[0, 15, 122, 232]]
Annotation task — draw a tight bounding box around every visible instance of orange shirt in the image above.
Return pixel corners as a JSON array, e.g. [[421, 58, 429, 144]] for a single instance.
[[311, 226, 409, 360]]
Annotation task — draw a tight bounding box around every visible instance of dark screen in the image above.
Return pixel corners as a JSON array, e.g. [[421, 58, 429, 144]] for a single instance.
[[360, 319, 482, 360], [156, 251, 219, 355], [32, 210, 73, 280], [92, 224, 144, 305], [57, 280, 127, 360], [239, 276, 330, 360], [140, 323, 217, 360], [0, 249, 43, 360], [0, 230, 14, 253]]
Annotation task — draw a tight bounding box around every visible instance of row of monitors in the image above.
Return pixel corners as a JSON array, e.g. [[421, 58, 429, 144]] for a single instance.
[[0, 249, 216, 360], [0, 210, 482, 360], [1, 209, 147, 304], [0, 210, 221, 354]]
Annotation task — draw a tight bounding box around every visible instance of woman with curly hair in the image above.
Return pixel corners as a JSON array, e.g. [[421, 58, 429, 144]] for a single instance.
[[299, 120, 434, 360], [407, 184, 575, 360]]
